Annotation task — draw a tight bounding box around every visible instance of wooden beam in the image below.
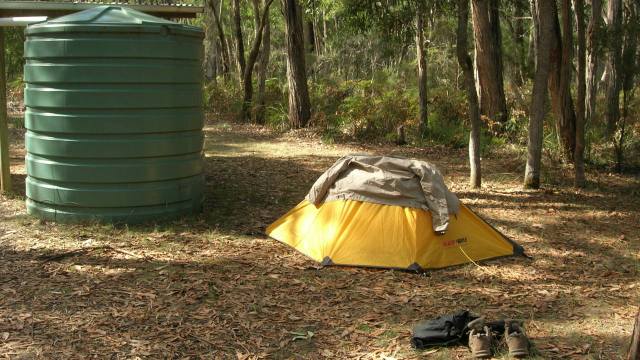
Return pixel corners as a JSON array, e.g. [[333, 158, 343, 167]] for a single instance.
[[0, 28, 11, 193], [0, 2, 204, 19]]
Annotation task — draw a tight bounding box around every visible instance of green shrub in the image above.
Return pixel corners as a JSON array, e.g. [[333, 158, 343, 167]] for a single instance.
[[264, 102, 289, 130], [422, 87, 467, 148], [203, 79, 243, 118], [310, 72, 417, 143]]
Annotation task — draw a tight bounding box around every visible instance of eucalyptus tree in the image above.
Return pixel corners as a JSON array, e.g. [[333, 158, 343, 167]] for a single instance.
[[232, 0, 246, 80], [240, 0, 275, 121], [502, 0, 531, 85], [456, 0, 482, 188], [585, 0, 602, 135], [524, 0, 554, 189], [283, 0, 312, 128], [574, 0, 587, 187], [415, 1, 428, 137], [615, 0, 639, 172], [471, 0, 508, 132], [203, 1, 218, 82], [604, 0, 623, 137], [207, 0, 232, 76], [255, 0, 272, 124], [547, 0, 577, 162]]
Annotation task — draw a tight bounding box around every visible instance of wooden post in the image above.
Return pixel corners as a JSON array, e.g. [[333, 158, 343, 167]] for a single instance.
[[629, 307, 640, 360], [0, 28, 12, 193]]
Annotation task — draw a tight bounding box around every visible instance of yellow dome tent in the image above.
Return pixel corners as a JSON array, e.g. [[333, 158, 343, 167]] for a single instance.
[[266, 155, 524, 270]]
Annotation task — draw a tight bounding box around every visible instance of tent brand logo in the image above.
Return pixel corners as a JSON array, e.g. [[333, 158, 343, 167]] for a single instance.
[[442, 237, 468, 248]]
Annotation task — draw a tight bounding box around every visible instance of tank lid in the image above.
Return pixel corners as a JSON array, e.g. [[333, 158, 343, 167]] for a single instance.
[[26, 6, 203, 37], [47, 6, 175, 25]]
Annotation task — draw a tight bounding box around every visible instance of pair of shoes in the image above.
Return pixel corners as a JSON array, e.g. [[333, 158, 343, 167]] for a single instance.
[[468, 317, 530, 358]]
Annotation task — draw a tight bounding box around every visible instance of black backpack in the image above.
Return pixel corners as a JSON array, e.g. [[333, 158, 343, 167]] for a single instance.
[[411, 310, 507, 349]]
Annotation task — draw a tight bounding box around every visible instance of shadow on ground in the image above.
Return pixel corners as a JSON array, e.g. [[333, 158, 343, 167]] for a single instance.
[[0, 121, 638, 359], [202, 154, 325, 235], [0, 243, 633, 359]]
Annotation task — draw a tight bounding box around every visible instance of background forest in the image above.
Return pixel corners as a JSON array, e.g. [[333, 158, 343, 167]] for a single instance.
[[1, 2, 639, 358], [4, 0, 640, 189]]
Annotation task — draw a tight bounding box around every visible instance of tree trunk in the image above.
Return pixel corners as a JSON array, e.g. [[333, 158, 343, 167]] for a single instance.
[[210, 0, 231, 75], [526, 12, 536, 76], [313, 16, 322, 54], [524, 0, 554, 189], [282, 0, 311, 128], [547, 0, 576, 162], [629, 308, 640, 360], [604, 0, 622, 137], [416, 5, 428, 138], [574, 0, 586, 187], [304, 9, 316, 78], [232, 0, 246, 81], [305, 20, 316, 53], [457, 0, 482, 188], [322, 12, 328, 54], [0, 29, 11, 193], [255, 0, 271, 124], [395, 125, 407, 145], [585, 0, 602, 130], [240, 0, 274, 121], [615, 0, 639, 173], [204, 0, 218, 82], [471, 0, 508, 132], [510, 0, 529, 84]]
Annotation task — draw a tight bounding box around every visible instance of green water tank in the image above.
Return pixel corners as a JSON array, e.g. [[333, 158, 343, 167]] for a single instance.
[[24, 6, 205, 223]]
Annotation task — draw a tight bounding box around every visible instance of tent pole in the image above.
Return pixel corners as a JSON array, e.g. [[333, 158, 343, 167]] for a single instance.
[[0, 28, 11, 193]]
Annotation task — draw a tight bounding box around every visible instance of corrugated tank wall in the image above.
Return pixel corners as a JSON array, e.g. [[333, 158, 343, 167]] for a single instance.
[[24, 6, 205, 223]]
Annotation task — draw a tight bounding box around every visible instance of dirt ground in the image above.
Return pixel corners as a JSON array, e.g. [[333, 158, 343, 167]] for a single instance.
[[1, 117, 638, 359]]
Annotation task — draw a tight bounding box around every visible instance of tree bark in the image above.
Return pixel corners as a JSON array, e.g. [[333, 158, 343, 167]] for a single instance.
[[547, 0, 576, 162], [313, 15, 322, 54], [0, 29, 11, 193], [574, 0, 586, 187], [255, 0, 271, 124], [524, 0, 554, 189], [305, 20, 316, 53], [527, 9, 536, 76], [604, 0, 622, 137], [416, 5, 428, 138], [585, 0, 602, 134], [282, 0, 311, 128], [457, 0, 482, 188], [210, 0, 231, 75], [204, 0, 218, 82], [304, 5, 317, 78], [232, 0, 246, 81], [322, 12, 328, 54], [615, 0, 639, 172], [471, 0, 508, 132], [509, 0, 529, 84], [629, 307, 640, 360], [240, 0, 274, 121]]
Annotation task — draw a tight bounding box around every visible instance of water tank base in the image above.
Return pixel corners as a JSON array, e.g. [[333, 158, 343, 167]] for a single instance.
[[26, 198, 203, 224]]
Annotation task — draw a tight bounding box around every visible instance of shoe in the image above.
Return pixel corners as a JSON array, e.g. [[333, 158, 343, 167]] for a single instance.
[[468, 317, 493, 359], [505, 320, 529, 358]]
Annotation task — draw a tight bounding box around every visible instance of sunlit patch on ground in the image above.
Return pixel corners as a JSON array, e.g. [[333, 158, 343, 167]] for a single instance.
[[1, 119, 638, 359]]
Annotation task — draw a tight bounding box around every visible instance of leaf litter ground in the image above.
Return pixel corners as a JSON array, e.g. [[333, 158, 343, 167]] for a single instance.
[[0, 118, 638, 359]]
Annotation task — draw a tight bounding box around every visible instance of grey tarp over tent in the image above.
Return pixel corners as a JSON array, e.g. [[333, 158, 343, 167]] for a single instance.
[[306, 155, 460, 233]]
